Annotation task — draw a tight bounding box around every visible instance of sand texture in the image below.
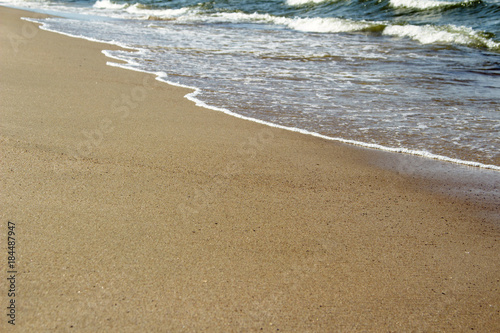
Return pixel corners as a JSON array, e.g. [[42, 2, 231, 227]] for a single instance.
[[1, 6, 499, 332]]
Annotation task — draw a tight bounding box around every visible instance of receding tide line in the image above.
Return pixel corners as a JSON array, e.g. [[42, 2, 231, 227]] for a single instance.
[[25, 16, 500, 173], [98, 58, 500, 173]]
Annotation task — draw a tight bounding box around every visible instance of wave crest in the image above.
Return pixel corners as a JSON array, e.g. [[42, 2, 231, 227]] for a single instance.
[[88, 0, 499, 51], [93, 0, 126, 10], [383, 24, 500, 50], [389, 0, 482, 10], [286, 0, 332, 6]]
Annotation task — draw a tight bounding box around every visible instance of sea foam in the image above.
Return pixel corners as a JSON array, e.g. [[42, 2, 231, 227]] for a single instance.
[[389, 0, 479, 10], [286, 0, 332, 6], [93, 0, 125, 10], [384, 24, 500, 49]]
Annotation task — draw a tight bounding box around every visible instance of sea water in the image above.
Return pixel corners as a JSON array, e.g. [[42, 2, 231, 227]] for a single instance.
[[3, 0, 500, 169]]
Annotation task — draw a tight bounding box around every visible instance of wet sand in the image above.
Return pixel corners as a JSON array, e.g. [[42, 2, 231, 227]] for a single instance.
[[1, 6, 499, 332]]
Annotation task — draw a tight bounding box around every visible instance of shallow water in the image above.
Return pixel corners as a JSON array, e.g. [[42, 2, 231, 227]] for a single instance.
[[4, 0, 500, 168]]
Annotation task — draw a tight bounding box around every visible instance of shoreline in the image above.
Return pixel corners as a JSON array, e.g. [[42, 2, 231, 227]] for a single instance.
[[23, 4, 500, 217], [1, 5, 499, 331], [16, 3, 500, 172]]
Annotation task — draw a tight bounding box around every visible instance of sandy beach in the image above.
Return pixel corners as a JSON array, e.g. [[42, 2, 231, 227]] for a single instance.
[[1, 6, 499, 332]]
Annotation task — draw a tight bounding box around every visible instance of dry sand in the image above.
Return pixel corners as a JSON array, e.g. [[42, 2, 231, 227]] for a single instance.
[[1, 6, 499, 332]]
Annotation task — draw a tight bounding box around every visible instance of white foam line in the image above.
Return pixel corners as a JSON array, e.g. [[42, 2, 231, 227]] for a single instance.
[[287, 0, 331, 6], [26, 17, 500, 172]]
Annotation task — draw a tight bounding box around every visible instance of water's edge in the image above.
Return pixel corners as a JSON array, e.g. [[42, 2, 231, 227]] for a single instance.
[[20, 12, 500, 174], [9, 5, 500, 224]]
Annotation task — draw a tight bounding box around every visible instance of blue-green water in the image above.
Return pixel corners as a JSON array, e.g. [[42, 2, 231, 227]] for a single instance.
[[4, 0, 500, 168]]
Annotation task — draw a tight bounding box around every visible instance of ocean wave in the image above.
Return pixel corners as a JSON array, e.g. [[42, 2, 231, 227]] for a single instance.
[[90, 0, 194, 18], [129, 8, 377, 34], [203, 13, 499, 50], [93, 0, 126, 10], [383, 24, 500, 49], [90, 2, 499, 51], [12, 0, 498, 52], [283, 16, 375, 33], [125, 4, 192, 19], [389, 0, 482, 10], [286, 0, 332, 6], [201, 13, 376, 34], [137, 7, 499, 50]]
